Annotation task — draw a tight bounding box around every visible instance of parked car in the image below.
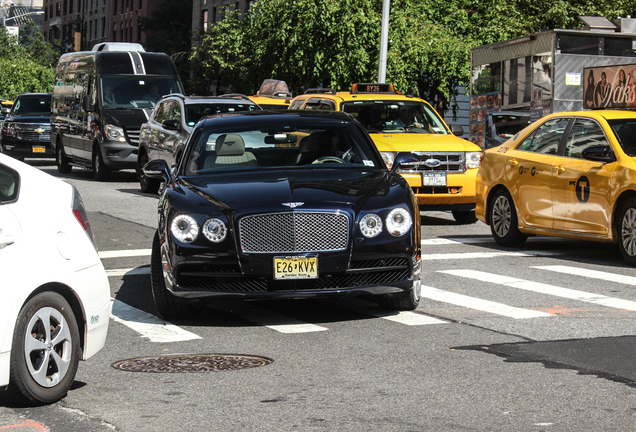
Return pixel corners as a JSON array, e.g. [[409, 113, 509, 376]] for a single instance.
[[143, 110, 422, 319], [137, 94, 261, 193], [289, 83, 483, 224], [476, 110, 636, 265], [0, 93, 52, 160], [0, 153, 110, 405], [0, 99, 13, 122]]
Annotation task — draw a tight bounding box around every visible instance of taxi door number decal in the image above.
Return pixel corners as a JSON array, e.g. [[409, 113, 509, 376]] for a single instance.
[[575, 176, 590, 203]]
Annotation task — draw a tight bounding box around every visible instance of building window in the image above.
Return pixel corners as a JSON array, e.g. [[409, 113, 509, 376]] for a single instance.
[[202, 10, 208, 32], [102, 17, 106, 37], [56, 2, 61, 16], [63, 0, 67, 15], [212, 7, 216, 23], [69, 0, 73, 13], [113, 0, 117, 14]]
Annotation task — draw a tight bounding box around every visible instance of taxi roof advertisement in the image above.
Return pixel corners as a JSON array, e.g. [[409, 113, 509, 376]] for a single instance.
[[583, 64, 636, 109]]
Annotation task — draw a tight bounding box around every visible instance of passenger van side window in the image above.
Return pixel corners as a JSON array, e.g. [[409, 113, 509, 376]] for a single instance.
[[565, 118, 609, 159], [518, 118, 569, 155]]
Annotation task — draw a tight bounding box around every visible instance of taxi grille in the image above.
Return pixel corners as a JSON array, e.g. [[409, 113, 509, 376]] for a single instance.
[[239, 211, 349, 253], [14, 123, 50, 142], [399, 152, 465, 174]]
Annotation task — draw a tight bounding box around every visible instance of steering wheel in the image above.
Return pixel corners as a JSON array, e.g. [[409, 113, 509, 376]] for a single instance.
[[312, 156, 345, 164]]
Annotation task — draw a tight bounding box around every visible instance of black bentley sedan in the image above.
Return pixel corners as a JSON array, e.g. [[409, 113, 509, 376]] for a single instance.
[[0, 93, 52, 160], [144, 110, 422, 319]]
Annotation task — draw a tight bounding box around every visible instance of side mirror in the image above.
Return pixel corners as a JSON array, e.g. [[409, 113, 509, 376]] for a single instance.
[[581, 145, 616, 163], [143, 158, 172, 182], [162, 119, 180, 131], [391, 153, 420, 173], [82, 95, 94, 112], [450, 124, 464, 136]]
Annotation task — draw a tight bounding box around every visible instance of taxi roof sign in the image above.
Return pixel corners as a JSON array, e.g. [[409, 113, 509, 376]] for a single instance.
[[351, 83, 398, 94]]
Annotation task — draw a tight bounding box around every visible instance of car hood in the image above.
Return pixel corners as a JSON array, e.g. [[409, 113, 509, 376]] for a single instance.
[[103, 108, 151, 129], [369, 132, 480, 152], [5, 114, 50, 123], [178, 169, 403, 216]]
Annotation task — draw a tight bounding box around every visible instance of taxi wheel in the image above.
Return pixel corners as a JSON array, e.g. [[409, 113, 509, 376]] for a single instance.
[[452, 210, 477, 224], [490, 189, 527, 247], [618, 198, 636, 265], [8, 292, 80, 406], [151, 231, 192, 320]]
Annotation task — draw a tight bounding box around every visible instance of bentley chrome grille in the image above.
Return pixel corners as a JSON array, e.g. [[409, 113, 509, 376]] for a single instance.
[[239, 211, 349, 253], [398, 152, 465, 174]]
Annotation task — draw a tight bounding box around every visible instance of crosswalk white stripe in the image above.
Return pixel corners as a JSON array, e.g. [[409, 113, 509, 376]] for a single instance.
[[420, 285, 550, 319], [99, 249, 152, 259], [421, 250, 561, 260], [421, 238, 492, 246], [106, 267, 151, 277], [110, 299, 201, 342], [345, 302, 447, 325], [228, 305, 328, 333], [533, 265, 636, 286], [442, 269, 636, 311]]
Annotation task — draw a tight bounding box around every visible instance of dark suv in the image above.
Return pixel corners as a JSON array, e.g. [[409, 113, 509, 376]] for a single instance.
[[0, 93, 52, 160], [137, 94, 260, 192]]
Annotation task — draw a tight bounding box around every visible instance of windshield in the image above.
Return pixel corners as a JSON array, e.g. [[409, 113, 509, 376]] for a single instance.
[[341, 100, 449, 134], [184, 121, 382, 175], [12, 96, 50, 115], [608, 119, 636, 156], [185, 103, 260, 126], [100, 75, 183, 109]]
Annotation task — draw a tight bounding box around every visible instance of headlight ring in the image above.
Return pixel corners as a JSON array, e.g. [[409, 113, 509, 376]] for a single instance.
[[203, 218, 227, 243], [360, 213, 382, 238], [171, 214, 199, 243], [386, 207, 412, 237]]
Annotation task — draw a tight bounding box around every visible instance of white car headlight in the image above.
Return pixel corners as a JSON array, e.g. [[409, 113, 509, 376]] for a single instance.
[[203, 218, 227, 243], [105, 124, 126, 142], [466, 151, 483, 169], [360, 213, 382, 238], [386, 208, 412, 237], [380, 152, 396, 169], [171, 215, 199, 243]]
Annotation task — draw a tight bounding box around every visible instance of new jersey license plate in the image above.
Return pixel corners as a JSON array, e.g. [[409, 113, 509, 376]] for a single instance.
[[274, 256, 318, 280], [423, 172, 447, 186]]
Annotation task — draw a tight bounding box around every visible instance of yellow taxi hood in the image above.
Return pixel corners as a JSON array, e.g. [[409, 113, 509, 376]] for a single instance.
[[369, 133, 480, 153]]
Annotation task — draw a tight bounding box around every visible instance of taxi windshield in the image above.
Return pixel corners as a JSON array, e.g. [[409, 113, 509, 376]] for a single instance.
[[341, 100, 449, 135], [608, 119, 636, 156]]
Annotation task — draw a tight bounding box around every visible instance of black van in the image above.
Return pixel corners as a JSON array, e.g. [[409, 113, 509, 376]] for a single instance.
[[51, 43, 184, 180]]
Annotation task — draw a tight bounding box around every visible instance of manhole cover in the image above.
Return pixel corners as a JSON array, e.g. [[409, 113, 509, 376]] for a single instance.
[[112, 353, 273, 373]]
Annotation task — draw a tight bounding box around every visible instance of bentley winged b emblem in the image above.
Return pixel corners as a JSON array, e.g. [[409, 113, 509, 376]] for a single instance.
[[282, 202, 304, 208]]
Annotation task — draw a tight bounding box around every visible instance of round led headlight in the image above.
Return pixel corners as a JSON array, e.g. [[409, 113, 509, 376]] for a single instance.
[[203, 218, 227, 243], [386, 208, 412, 237], [171, 215, 199, 243], [360, 213, 382, 238]]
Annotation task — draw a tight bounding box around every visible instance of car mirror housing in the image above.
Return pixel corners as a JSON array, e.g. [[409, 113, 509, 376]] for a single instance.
[[143, 158, 172, 181], [162, 119, 180, 131], [391, 153, 420, 173], [581, 145, 616, 164], [450, 124, 464, 136]]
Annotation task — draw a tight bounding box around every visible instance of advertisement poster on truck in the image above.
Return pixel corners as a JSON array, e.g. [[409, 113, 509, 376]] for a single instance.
[[583, 64, 636, 109]]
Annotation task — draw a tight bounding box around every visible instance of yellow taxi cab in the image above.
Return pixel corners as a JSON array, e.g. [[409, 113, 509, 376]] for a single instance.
[[289, 83, 483, 223], [248, 79, 292, 110], [476, 110, 636, 264]]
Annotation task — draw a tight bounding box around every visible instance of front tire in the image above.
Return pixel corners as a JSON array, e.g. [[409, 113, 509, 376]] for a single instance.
[[151, 231, 191, 319], [92, 145, 111, 181], [378, 263, 421, 311], [617, 197, 636, 265], [138, 152, 160, 194], [56, 141, 72, 174], [489, 188, 527, 247], [452, 210, 477, 224], [7, 292, 80, 406]]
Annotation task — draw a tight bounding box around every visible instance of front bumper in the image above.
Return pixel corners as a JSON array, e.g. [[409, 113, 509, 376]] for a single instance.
[[1, 136, 54, 158], [100, 139, 138, 170]]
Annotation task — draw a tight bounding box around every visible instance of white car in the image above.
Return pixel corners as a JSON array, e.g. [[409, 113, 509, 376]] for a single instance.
[[0, 153, 110, 405]]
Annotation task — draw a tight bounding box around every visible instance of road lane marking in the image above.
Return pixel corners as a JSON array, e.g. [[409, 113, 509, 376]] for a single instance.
[[341, 300, 447, 325], [533, 265, 636, 286], [420, 286, 551, 319], [106, 267, 151, 277], [99, 249, 152, 259], [227, 305, 328, 333], [110, 299, 201, 342], [421, 238, 492, 246], [441, 269, 636, 311], [421, 250, 562, 260]]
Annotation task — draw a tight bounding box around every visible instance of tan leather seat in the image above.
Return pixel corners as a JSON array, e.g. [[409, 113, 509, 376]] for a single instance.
[[202, 134, 257, 169]]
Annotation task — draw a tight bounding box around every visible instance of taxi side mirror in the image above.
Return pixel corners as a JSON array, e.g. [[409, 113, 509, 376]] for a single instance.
[[581, 145, 616, 163], [450, 124, 464, 136]]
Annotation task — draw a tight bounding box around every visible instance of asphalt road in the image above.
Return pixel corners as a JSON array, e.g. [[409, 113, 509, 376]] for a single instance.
[[4, 161, 636, 431]]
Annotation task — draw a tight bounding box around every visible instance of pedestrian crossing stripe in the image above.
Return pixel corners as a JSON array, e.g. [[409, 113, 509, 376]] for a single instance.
[[440, 269, 636, 311], [533, 265, 636, 286]]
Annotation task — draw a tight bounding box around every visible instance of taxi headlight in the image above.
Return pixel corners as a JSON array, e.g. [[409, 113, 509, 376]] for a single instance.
[[466, 151, 483, 169], [171, 215, 199, 243], [360, 213, 382, 238], [203, 218, 227, 243], [105, 124, 126, 142], [380, 152, 396, 169], [386, 208, 412, 237]]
